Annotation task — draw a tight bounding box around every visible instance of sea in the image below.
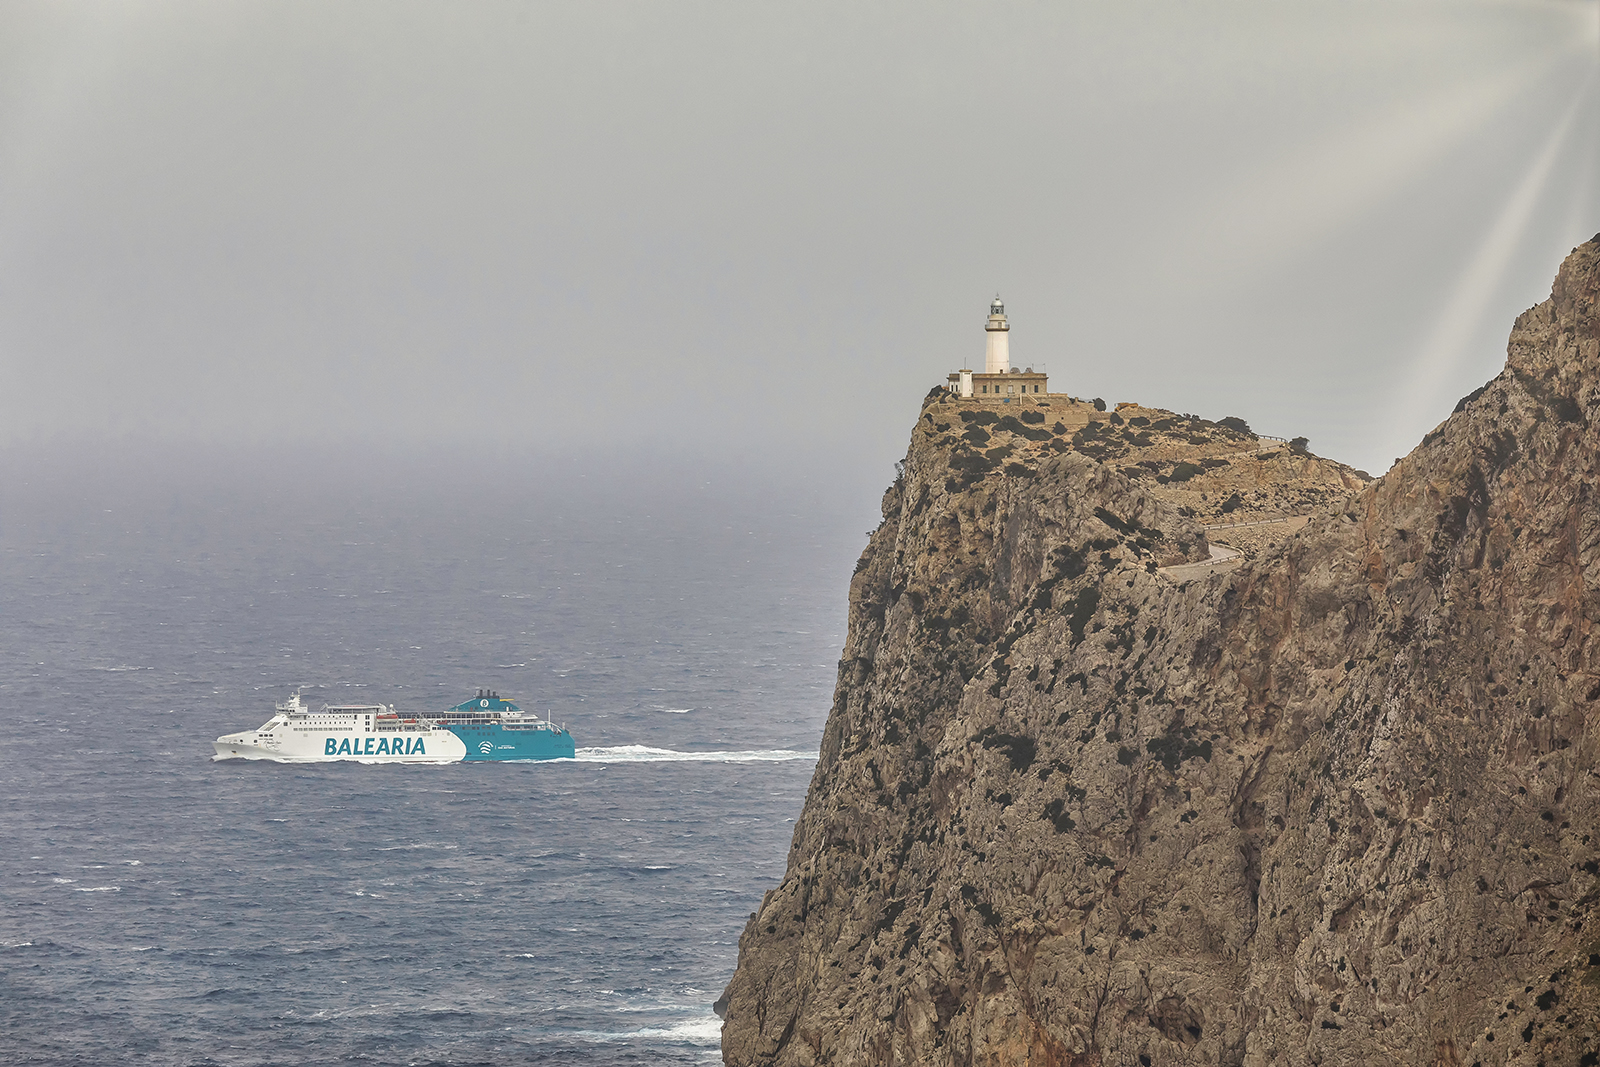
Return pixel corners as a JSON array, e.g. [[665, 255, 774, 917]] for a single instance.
[[0, 446, 876, 1066]]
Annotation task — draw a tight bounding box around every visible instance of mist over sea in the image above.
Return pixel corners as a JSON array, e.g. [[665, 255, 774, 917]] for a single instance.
[[0, 445, 878, 1065]]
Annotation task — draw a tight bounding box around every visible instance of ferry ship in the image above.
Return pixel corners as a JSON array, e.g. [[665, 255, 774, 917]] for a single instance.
[[212, 691, 467, 763], [434, 690, 576, 761]]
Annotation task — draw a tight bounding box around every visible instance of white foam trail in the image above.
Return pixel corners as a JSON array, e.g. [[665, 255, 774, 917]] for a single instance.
[[636, 1015, 723, 1043], [572, 745, 817, 764], [576, 1014, 723, 1045]]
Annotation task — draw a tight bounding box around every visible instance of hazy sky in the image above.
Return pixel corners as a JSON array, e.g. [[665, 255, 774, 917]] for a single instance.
[[1, 0, 1597, 480]]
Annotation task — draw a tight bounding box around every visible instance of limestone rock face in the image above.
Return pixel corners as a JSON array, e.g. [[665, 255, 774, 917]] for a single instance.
[[720, 237, 1600, 1067]]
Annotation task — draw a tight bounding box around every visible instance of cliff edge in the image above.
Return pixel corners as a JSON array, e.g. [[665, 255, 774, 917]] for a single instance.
[[721, 236, 1600, 1066]]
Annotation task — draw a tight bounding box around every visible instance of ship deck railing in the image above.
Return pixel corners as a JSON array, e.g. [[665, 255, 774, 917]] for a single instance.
[[440, 715, 564, 731]]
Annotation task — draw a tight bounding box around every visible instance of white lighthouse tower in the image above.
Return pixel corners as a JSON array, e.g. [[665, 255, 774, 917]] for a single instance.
[[984, 295, 1010, 374]]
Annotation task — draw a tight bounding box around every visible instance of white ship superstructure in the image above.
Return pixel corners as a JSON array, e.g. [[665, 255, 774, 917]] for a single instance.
[[212, 691, 467, 763]]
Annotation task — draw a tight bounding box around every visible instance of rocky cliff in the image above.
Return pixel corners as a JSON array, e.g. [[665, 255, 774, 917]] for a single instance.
[[720, 237, 1600, 1067]]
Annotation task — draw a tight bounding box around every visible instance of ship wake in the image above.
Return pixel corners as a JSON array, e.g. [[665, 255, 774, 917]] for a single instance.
[[572, 745, 816, 763]]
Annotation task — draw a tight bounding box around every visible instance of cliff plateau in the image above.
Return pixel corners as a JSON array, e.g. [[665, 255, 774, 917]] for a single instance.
[[721, 237, 1600, 1067]]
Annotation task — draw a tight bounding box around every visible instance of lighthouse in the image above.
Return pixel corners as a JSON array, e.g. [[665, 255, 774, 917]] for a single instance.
[[946, 295, 1048, 400], [984, 295, 1010, 374]]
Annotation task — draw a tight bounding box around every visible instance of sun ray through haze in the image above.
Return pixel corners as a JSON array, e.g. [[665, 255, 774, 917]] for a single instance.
[[1384, 66, 1599, 467], [1185, 52, 1585, 290]]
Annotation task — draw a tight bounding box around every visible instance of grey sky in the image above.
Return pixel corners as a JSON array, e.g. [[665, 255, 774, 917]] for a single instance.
[[1, 1, 1596, 479]]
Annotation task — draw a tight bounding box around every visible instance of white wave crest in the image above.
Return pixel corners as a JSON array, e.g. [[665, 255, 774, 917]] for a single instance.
[[636, 1015, 724, 1044], [371, 843, 456, 851], [576, 1013, 723, 1045], [572, 745, 817, 764]]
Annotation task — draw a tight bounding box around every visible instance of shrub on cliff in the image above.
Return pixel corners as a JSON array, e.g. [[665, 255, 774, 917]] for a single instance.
[[1290, 436, 1309, 454], [1169, 461, 1203, 482], [1092, 398, 1107, 411], [1218, 416, 1253, 435], [1042, 798, 1076, 833], [978, 730, 1036, 772], [948, 449, 999, 489], [997, 415, 1053, 441]]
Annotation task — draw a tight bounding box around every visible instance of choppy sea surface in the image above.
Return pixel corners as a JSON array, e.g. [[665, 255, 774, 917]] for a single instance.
[[0, 452, 870, 1065]]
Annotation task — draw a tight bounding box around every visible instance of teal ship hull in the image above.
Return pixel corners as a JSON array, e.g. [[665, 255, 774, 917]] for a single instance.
[[453, 720, 575, 761], [436, 691, 576, 761]]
